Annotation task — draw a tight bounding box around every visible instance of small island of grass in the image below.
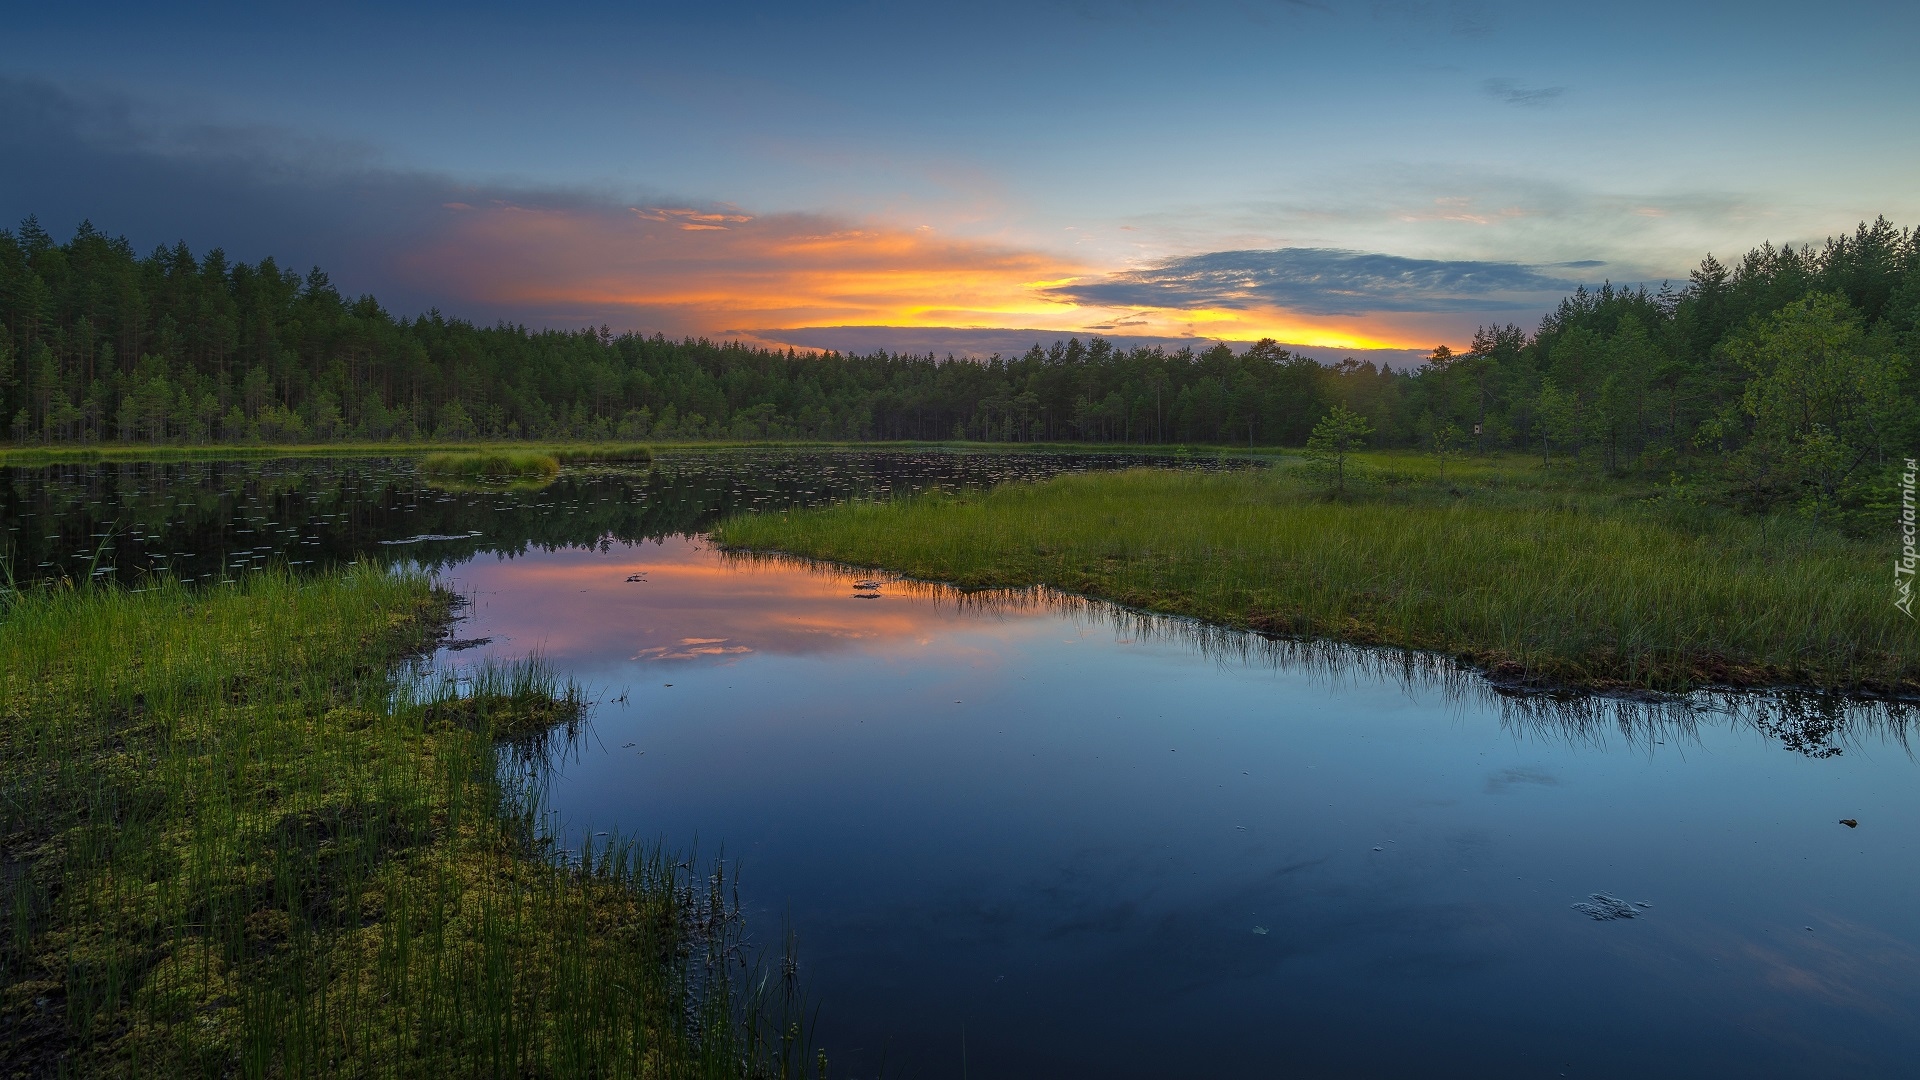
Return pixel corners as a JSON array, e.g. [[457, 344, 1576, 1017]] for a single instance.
[[419, 449, 563, 481]]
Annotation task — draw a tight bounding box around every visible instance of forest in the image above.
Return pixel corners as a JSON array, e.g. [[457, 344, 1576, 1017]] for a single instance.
[[2, 214, 1915, 516]]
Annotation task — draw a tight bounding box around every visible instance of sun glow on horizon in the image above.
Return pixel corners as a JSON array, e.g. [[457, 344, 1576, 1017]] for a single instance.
[[402, 201, 1458, 355]]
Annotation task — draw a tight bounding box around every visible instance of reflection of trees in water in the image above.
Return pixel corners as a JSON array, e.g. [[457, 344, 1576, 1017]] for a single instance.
[[16, 452, 1909, 760], [1088, 592, 1914, 757], [1718, 690, 1912, 758], [740, 554, 1918, 759], [5, 449, 1250, 586]]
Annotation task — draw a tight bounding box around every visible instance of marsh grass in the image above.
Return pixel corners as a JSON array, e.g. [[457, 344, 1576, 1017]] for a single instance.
[[419, 451, 562, 482], [0, 569, 818, 1077], [716, 458, 1920, 693], [552, 444, 654, 465]]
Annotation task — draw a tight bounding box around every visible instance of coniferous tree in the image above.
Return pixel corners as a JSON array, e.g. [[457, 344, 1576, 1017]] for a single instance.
[[0, 214, 1914, 525]]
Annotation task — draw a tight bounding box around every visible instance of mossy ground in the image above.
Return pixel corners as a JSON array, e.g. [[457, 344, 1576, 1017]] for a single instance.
[[1, 569, 812, 1078]]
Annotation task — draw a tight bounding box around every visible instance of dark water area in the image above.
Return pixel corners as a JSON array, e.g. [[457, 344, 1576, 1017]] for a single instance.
[[7, 450, 1918, 1078], [446, 540, 1919, 1080]]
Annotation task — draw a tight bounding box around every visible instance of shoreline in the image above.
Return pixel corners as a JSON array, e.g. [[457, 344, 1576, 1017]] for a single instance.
[[0, 569, 811, 1076]]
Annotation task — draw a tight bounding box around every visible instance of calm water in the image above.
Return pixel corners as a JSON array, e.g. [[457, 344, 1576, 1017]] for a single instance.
[[0, 449, 1240, 587], [7, 451, 1917, 1078]]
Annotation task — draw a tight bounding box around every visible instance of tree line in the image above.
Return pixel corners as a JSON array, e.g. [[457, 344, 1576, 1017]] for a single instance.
[[2, 213, 1914, 513]]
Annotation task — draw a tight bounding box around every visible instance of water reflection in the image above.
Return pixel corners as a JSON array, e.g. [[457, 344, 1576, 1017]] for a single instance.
[[437, 535, 1920, 1080], [725, 547, 1918, 760], [10, 450, 1916, 1076], [0, 448, 1248, 587]]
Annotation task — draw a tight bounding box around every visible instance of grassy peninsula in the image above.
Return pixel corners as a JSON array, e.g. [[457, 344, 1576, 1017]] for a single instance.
[[0, 569, 808, 1078], [717, 456, 1920, 695]]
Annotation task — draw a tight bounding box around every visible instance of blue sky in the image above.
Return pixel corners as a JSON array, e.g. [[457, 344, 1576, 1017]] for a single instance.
[[4, 0, 1916, 356]]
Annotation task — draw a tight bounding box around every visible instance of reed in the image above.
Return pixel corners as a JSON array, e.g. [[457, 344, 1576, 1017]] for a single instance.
[[0, 569, 817, 1077], [716, 458, 1920, 694]]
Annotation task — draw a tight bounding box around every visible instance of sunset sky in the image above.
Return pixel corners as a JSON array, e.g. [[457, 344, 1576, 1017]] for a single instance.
[[4, 0, 1916, 361]]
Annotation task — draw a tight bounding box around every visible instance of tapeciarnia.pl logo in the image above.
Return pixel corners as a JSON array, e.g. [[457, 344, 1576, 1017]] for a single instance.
[[1898, 457, 1917, 618]]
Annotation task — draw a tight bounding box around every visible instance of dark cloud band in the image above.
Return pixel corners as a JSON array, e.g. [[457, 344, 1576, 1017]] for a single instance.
[[754, 326, 1435, 366], [1045, 247, 1592, 315]]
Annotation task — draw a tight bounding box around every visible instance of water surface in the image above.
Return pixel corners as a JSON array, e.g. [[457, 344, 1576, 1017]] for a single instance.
[[6, 449, 1915, 1078], [440, 544, 1918, 1080]]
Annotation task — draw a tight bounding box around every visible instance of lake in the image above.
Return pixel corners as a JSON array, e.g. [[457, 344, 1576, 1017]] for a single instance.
[[7, 449, 1917, 1078]]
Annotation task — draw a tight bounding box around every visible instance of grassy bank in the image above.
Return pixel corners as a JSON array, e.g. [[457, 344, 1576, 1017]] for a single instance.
[[0, 570, 811, 1077], [716, 457, 1920, 694]]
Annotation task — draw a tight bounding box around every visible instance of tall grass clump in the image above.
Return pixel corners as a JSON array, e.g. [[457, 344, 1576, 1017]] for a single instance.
[[419, 450, 561, 481], [716, 462, 1920, 693], [0, 569, 819, 1077], [552, 444, 654, 465]]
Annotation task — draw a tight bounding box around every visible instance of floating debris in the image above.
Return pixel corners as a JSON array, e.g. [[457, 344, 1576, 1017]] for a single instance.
[[1572, 894, 1646, 921], [852, 580, 882, 589], [442, 637, 492, 652], [1840, 818, 1859, 828], [1252, 926, 1269, 936], [625, 573, 647, 582]]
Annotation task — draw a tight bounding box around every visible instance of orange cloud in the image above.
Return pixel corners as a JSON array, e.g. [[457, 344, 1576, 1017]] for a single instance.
[[629, 206, 756, 230], [400, 200, 1460, 352]]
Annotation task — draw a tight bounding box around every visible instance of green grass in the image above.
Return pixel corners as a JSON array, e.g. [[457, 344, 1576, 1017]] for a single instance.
[[0, 570, 817, 1077], [419, 450, 562, 482], [716, 456, 1920, 694], [552, 444, 654, 465]]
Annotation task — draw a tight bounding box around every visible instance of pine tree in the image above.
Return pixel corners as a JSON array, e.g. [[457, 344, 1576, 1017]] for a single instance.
[[1305, 404, 1373, 494]]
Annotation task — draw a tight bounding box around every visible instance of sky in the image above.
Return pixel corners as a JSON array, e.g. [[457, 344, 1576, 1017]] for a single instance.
[[3, 0, 1917, 360]]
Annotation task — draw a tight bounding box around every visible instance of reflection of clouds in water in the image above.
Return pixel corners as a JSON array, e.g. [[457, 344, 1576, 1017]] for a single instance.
[[633, 637, 755, 661], [1738, 916, 1920, 1018], [1639, 913, 1920, 1042], [449, 537, 1060, 668], [462, 538, 1917, 754]]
